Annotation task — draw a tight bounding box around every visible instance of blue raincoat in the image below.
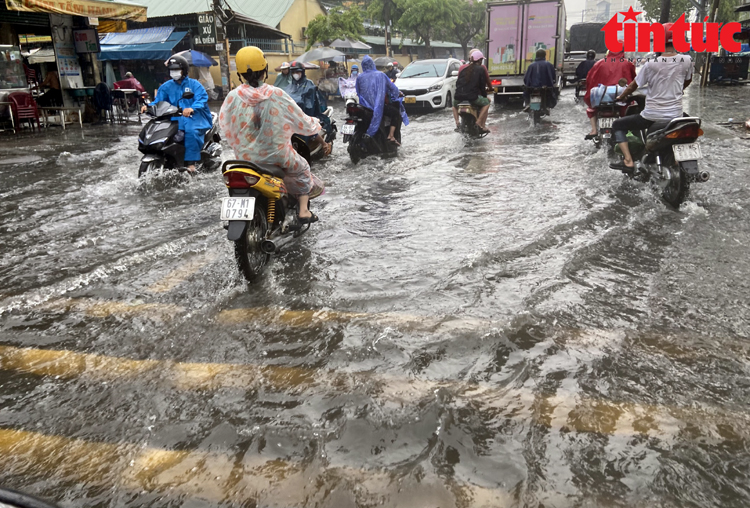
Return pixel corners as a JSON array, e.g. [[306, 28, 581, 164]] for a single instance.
[[152, 77, 212, 162], [355, 56, 409, 137], [287, 76, 317, 114]]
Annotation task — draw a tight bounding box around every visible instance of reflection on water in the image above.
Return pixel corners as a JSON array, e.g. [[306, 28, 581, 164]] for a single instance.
[[0, 89, 749, 507]]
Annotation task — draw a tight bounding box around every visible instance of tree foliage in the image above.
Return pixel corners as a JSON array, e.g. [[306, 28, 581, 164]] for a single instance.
[[305, 6, 366, 50], [637, 0, 740, 23], [448, 0, 486, 59], [397, 0, 461, 57]]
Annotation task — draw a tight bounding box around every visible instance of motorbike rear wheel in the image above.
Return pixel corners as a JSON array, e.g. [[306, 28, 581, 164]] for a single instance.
[[234, 203, 270, 281], [661, 163, 689, 209], [348, 135, 362, 164]]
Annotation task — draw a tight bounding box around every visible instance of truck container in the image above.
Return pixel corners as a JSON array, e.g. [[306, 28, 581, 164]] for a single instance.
[[562, 22, 607, 86], [485, 0, 566, 101]]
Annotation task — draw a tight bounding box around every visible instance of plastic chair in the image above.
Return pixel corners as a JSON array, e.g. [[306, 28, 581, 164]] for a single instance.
[[7, 92, 40, 131]]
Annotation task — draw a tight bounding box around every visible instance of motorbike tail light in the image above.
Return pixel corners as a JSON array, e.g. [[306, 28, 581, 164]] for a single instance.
[[666, 126, 703, 139], [491, 79, 502, 86], [346, 103, 360, 115], [223, 172, 260, 188]]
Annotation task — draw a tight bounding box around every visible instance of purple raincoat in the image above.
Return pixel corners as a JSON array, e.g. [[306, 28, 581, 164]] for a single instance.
[[355, 56, 409, 137]]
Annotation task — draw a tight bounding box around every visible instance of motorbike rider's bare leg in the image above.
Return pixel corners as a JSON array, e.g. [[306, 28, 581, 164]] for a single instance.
[[589, 116, 598, 136], [477, 105, 490, 129], [187, 164, 197, 174], [298, 194, 316, 222], [453, 106, 460, 128], [617, 142, 635, 169], [387, 126, 400, 145]]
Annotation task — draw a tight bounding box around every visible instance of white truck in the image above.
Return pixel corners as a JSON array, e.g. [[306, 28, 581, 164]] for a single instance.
[[484, 0, 566, 103]]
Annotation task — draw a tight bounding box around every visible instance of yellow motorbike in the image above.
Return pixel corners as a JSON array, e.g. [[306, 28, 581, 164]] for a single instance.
[[221, 155, 323, 281]]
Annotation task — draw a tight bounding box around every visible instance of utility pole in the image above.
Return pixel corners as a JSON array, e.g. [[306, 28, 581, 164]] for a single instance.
[[659, 0, 671, 23], [384, 0, 392, 57], [213, 0, 231, 95], [700, 0, 721, 86]]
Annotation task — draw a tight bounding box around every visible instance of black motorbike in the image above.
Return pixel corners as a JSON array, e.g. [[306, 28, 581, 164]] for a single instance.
[[290, 106, 336, 163], [456, 102, 489, 138], [342, 102, 401, 164], [137, 101, 222, 177], [221, 147, 323, 281], [615, 115, 709, 209], [525, 86, 554, 126]]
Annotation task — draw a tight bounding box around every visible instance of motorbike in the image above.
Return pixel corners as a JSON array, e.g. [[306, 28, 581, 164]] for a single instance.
[[525, 86, 553, 126], [291, 106, 336, 163], [342, 101, 401, 164], [615, 115, 709, 209], [456, 102, 489, 138], [221, 148, 324, 281], [574, 78, 586, 103], [137, 100, 222, 177]]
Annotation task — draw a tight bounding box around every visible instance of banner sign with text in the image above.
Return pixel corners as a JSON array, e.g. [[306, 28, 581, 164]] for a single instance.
[[5, 0, 147, 22]]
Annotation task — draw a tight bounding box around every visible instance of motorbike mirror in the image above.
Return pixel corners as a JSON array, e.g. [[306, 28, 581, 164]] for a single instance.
[[182, 91, 195, 100], [396, 72, 401, 78], [451, 71, 458, 77]]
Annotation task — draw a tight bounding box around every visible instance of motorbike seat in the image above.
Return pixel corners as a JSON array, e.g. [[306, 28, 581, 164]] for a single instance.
[[646, 116, 700, 139], [222, 160, 286, 179], [647, 120, 671, 135]]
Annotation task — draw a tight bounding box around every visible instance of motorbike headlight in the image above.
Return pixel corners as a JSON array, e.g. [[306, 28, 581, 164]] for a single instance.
[[149, 137, 169, 145], [428, 82, 443, 92]]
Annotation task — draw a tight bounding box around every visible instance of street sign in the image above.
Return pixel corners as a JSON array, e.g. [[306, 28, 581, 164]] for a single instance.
[[194, 12, 217, 46]]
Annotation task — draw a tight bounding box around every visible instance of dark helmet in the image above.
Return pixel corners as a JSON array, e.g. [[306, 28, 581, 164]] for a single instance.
[[289, 61, 306, 73], [167, 54, 189, 75], [586, 49, 596, 59]]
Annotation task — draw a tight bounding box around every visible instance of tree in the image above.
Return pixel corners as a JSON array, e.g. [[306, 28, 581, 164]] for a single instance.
[[367, 0, 406, 55], [449, 0, 486, 60], [305, 6, 366, 50], [397, 0, 460, 58], [638, 0, 740, 22], [638, 0, 693, 21]]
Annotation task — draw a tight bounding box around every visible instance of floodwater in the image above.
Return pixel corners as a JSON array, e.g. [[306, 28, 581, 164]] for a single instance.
[[0, 86, 749, 508]]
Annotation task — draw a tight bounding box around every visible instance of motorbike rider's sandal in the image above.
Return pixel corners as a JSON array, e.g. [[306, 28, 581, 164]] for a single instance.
[[584, 134, 597, 140], [609, 161, 634, 172], [297, 212, 319, 225]]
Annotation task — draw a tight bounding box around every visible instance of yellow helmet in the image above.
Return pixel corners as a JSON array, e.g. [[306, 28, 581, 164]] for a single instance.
[[235, 46, 267, 74]]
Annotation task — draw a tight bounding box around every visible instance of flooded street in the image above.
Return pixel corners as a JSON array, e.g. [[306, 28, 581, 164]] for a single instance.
[[1, 85, 750, 508]]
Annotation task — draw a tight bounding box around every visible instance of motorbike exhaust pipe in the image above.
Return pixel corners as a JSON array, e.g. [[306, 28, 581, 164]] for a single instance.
[[260, 240, 276, 254], [697, 171, 710, 182], [260, 234, 297, 254]]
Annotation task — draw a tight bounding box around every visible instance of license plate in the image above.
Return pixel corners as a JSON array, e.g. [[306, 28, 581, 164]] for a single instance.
[[598, 117, 614, 129], [341, 123, 355, 135], [404, 97, 416, 104], [530, 96, 541, 103], [220, 196, 255, 221], [672, 142, 702, 162]]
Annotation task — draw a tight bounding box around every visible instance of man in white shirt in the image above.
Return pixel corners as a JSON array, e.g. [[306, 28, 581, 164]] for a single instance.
[[609, 23, 693, 172]]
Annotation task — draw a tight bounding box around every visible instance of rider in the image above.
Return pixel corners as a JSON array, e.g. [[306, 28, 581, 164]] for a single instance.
[[355, 55, 409, 145], [583, 44, 636, 139], [218, 46, 330, 224], [523, 49, 557, 111], [609, 24, 693, 172], [274, 61, 292, 90], [286, 60, 332, 137], [385, 62, 399, 81], [453, 49, 492, 134], [140, 55, 212, 174], [575, 50, 597, 84]]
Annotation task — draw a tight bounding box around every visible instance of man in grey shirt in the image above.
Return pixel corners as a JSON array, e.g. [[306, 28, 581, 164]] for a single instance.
[[610, 24, 693, 172]]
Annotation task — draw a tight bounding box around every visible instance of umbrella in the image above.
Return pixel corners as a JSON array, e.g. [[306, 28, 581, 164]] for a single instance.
[[297, 47, 346, 63], [330, 38, 371, 50], [372, 56, 394, 68], [169, 50, 218, 67], [276, 62, 320, 71]]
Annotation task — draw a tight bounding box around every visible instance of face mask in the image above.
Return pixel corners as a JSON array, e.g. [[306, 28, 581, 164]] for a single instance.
[[292, 73, 302, 81], [170, 70, 182, 81], [351, 71, 358, 77]]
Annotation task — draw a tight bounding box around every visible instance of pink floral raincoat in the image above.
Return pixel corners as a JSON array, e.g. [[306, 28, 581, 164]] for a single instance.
[[219, 83, 322, 196]]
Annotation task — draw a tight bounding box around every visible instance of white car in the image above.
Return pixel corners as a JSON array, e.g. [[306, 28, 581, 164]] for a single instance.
[[395, 58, 462, 111]]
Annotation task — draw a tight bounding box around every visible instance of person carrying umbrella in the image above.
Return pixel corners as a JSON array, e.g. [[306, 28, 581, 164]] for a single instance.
[[274, 62, 292, 90], [141, 54, 212, 175]]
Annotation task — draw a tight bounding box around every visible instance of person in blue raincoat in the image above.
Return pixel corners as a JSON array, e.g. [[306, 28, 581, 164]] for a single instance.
[[141, 54, 212, 174], [286, 60, 333, 139], [355, 55, 409, 144]]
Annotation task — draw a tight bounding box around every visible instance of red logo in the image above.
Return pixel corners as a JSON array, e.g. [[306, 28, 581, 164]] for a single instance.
[[603, 10, 742, 53]]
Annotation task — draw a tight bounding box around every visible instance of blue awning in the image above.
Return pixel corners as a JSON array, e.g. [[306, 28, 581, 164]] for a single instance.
[[100, 27, 175, 45], [98, 31, 188, 61]]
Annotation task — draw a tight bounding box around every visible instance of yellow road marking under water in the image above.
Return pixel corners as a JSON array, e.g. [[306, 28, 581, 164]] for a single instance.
[[1, 344, 745, 442], [41, 298, 185, 320], [0, 426, 513, 507], [147, 252, 219, 294]]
